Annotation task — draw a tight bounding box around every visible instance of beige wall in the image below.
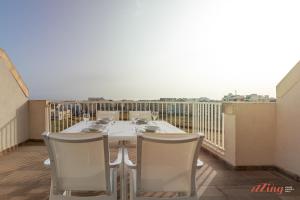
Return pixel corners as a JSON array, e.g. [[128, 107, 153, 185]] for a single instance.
[[223, 113, 236, 166], [216, 103, 276, 166], [276, 62, 300, 176], [277, 61, 300, 98], [233, 103, 276, 166], [0, 53, 29, 151], [29, 100, 48, 140]]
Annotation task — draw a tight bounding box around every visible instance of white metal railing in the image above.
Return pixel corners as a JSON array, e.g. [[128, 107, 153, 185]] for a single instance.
[[46, 101, 225, 150]]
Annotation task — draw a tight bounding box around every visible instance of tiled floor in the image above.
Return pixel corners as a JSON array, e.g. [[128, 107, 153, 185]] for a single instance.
[[0, 141, 299, 200]]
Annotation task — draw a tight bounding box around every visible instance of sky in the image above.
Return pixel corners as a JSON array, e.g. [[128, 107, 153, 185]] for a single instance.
[[1, 0, 300, 100]]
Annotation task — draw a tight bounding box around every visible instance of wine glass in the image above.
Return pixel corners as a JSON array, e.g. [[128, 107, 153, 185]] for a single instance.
[[131, 113, 140, 124], [151, 111, 159, 121], [83, 113, 90, 125]]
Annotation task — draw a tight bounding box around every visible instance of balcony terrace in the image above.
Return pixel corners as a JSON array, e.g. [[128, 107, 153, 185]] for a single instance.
[[1, 50, 300, 200]]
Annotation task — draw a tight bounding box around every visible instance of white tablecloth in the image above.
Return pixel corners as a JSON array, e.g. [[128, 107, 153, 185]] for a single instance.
[[63, 120, 185, 141]]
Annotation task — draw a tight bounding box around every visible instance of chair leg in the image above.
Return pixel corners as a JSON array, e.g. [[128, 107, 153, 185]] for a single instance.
[[124, 165, 128, 200], [129, 170, 134, 200], [112, 168, 118, 200], [49, 180, 61, 200]]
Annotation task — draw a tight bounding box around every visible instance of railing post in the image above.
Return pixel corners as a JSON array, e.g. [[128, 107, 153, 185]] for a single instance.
[[162, 103, 164, 121], [192, 103, 195, 133], [121, 103, 124, 120], [45, 102, 50, 132], [222, 112, 225, 149]]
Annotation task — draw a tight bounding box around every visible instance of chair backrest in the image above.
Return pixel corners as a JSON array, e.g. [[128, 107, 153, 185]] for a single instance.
[[96, 111, 119, 120], [129, 111, 151, 120], [43, 132, 111, 194], [136, 133, 204, 196]]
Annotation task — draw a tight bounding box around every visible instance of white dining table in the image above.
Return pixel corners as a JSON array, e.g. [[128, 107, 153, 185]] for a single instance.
[[62, 120, 185, 140], [44, 120, 185, 200]]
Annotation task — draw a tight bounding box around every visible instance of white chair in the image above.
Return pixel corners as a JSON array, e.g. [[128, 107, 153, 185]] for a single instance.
[[124, 133, 204, 200], [96, 111, 120, 120], [43, 132, 122, 200], [128, 111, 152, 121]]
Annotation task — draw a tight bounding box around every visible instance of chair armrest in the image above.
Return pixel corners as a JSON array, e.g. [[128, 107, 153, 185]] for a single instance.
[[110, 148, 122, 168], [124, 148, 136, 169], [44, 158, 51, 169], [197, 159, 204, 169]]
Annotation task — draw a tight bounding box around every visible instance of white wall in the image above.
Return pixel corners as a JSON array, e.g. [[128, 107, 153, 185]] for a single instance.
[[0, 50, 29, 152]]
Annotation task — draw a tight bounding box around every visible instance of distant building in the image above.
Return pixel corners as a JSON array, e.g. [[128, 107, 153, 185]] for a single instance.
[[223, 93, 244, 102], [88, 97, 106, 101], [160, 98, 178, 102], [245, 94, 269, 102], [159, 97, 211, 102], [223, 93, 276, 102]]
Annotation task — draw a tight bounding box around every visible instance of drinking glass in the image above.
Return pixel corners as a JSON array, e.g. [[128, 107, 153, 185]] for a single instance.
[[83, 113, 90, 125]]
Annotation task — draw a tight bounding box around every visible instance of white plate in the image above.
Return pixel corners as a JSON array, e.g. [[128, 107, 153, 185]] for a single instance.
[[96, 119, 110, 124], [144, 125, 159, 132], [81, 128, 102, 133], [135, 119, 148, 125]]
